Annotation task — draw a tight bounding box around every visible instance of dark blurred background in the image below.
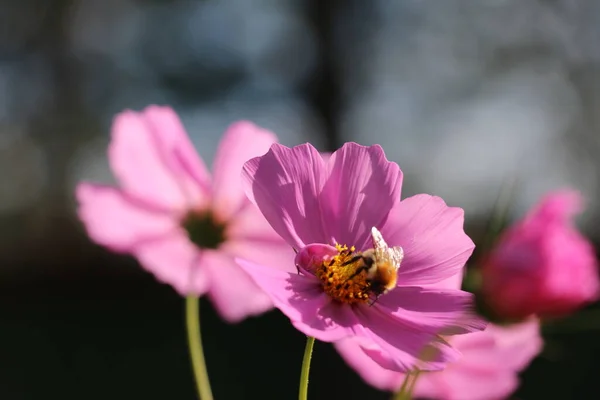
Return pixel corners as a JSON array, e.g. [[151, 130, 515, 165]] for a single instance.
[[1, 0, 600, 399]]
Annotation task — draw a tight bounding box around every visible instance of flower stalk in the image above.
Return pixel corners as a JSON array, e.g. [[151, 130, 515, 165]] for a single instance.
[[299, 336, 315, 400], [394, 372, 412, 400], [405, 371, 421, 399], [186, 296, 214, 400], [394, 371, 420, 400]]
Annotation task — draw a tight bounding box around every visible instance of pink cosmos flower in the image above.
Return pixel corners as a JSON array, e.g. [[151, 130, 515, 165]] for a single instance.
[[76, 105, 294, 322], [236, 142, 487, 372], [336, 319, 542, 399], [481, 189, 600, 320]]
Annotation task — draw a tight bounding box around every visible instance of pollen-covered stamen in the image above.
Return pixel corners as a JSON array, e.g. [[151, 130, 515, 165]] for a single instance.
[[315, 244, 372, 304]]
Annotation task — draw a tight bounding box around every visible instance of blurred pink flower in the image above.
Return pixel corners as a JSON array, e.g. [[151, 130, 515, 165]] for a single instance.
[[336, 319, 542, 399], [237, 142, 486, 373], [481, 190, 599, 320], [76, 106, 294, 322]]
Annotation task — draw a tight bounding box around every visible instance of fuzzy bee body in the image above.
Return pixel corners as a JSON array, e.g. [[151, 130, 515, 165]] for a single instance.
[[338, 227, 404, 302], [361, 252, 399, 296], [361, 227, 404, 298]]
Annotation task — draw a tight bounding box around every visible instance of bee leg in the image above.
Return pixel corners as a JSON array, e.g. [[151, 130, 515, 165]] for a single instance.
[[292, 247, 299, 274], [368, 295, 381, 307]]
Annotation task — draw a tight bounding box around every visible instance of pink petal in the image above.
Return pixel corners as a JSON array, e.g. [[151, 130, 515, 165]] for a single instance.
[[321, 143, 403, 248], [413, 320, 542, 400], [358, 340, 405, 371], [334, 338, 404, 391], [452, 319, 542, 371], [222, 204, 296, 273], [349, 320, 542, 399], [353, 305, 461, 371], [417, 369, 517, 400], [410, 374, 449, 400], [223, 237, 296, 273], [242, 143, 329, 250], [142, 106, 211, 188], [383, 194, 475, 286], [236, 258, 357, 341], [492, 319, 542, 370], [294, 243, 338, 276], [203, 250, 274, 323], [290, 299, 361, 341], [109, 106, 211, 211], [376, 287, 486, 335], [528, 188, 583, 223], [211, 121, 277, 220], [133, 232, 208, 295], [76, 183, 178, 252], [427, 269, 464, 290], [320, 152, 332, 163]]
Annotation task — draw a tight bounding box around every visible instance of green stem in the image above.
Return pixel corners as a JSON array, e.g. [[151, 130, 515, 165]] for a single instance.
[[405, 371, 421, 399], [299, 336, 315, 400], [186, 296, 214, 400], [394, 371, 420, 400], [394, 373, 412, 400]]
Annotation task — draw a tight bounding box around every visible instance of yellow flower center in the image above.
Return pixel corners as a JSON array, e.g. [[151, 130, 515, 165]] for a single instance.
[[315, 244, 372, 304]]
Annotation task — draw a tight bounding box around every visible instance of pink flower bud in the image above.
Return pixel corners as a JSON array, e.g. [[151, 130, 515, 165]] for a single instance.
[[481, 190, 599, 320]]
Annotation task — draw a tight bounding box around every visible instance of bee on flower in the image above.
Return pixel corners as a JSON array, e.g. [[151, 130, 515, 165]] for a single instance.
[[309, 227, 403, 305], [237, 141, 487, 376]]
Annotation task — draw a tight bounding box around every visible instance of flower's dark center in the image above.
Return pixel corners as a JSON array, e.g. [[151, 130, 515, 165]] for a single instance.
[[315, 244, 372, 304], [182, 211, 226, 249]]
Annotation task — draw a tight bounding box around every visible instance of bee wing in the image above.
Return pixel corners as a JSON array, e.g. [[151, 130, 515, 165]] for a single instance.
[[388, 246, 404, 270], [371, 227, 404, 270], [370, 226, 388, 251]]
